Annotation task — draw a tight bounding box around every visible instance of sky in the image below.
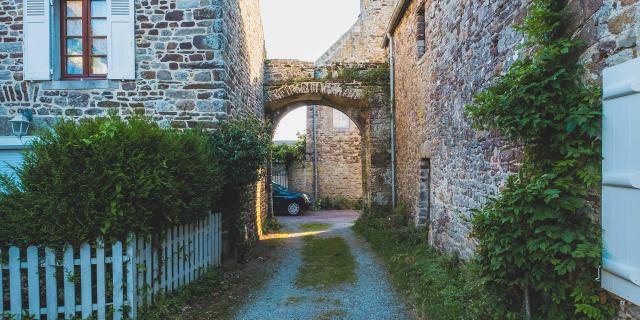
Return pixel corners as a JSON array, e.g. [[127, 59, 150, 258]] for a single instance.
[[261, 0, 361, 141]]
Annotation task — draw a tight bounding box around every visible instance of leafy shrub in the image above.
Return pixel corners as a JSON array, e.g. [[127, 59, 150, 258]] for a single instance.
[[465, 0, 617, 317], [0, 116, 222, 247], [209, 117, 271, 190]]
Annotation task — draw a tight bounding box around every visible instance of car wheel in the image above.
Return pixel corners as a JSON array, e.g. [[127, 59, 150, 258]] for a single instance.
[[287, 202, 301, 216]]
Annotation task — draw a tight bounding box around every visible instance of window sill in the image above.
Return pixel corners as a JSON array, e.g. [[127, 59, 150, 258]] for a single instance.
[[39, 80, 120, 90], [417, 54, 428, 66]]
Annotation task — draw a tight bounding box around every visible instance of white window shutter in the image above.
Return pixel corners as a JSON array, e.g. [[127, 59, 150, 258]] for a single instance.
[[107, 0, 135, 80], [23, 0, 51, 80], [602, 57, 640, 306]]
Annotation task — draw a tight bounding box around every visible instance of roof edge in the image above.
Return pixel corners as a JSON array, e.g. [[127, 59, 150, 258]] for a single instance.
[[382, 0, 412, 48]]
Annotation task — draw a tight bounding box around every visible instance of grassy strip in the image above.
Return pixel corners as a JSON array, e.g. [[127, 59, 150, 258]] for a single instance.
[[296, 236, 357, 289], [353, 213, 490, 320], [138, 269, 221, 319], [299, 223, 331, 232]]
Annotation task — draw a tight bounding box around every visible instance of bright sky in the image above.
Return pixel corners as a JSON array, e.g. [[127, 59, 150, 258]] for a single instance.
[[261, 0, 361, 141]]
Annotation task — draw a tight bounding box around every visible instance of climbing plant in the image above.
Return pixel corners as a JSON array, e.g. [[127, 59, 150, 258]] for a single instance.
[[465, 0, 617, 318]]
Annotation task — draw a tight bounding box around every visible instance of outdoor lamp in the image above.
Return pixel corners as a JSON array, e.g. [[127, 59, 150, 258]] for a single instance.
[[10, 109, 32, 137]]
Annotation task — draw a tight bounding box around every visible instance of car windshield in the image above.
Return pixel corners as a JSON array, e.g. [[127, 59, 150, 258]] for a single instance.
[[272, 183, 285, 191]]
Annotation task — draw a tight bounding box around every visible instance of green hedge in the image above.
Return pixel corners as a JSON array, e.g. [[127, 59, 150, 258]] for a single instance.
[[0, 116, 223, 247]]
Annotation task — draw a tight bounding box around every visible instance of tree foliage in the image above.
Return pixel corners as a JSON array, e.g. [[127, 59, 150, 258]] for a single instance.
[[271, 134, 307, 168], [465, 0, 616, 318]]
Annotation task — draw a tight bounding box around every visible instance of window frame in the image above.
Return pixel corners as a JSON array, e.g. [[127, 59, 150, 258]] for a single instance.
[[416, 5, 426, 60], [60, 0, 107, 80]]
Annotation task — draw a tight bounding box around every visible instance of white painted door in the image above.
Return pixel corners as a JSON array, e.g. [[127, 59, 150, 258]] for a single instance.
[[602, 57, 640, 305]]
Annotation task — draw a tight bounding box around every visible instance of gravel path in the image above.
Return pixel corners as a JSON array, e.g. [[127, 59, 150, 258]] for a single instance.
[[233, 210, 411, 320]]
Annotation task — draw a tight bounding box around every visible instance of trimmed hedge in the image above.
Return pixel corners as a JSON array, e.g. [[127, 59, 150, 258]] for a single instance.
[[0, 116, 223, 247]]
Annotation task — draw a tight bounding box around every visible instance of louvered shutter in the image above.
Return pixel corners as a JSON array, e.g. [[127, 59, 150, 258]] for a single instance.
[[23, 0, 51, 80], [602, 57, 640, 305], [107, 0, 135, 79]]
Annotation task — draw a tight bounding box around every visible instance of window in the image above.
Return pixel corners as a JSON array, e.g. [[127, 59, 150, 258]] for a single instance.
[[416, 6, 426, 59], [61, 0, 108, 79], [417, 158, 430, 226], [332, 109, 350, 130]]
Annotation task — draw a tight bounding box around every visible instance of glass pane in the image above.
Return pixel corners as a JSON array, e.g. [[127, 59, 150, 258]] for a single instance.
[[66, 19, 82, 37], [92, 57, 107, 74], [91, 0, 107, 17], [66, 38, 83, 55], [66, 1, 83, 17], [92, 38, 107, 55], [91, 19, 107, 37], [67, 57, 83, 75]]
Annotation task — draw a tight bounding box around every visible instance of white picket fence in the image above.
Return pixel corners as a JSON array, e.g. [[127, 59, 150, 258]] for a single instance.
[[0, 212, 222, 319]]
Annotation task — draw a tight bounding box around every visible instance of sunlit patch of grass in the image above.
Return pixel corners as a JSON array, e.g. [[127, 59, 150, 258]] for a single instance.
[[296, 236, 356, 289], [314, 309, 347, 320], [299, 223, 331, 231]]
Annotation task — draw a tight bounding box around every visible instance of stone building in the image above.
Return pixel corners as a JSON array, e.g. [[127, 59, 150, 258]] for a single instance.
[[0, 0, 267, 240], [384, 0, 639, 315], [285, 105, 363, 202]]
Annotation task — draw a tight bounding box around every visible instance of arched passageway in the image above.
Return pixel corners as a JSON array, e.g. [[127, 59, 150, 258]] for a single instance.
[[264, 60, 392, 213], [272, 105, 365, 205]]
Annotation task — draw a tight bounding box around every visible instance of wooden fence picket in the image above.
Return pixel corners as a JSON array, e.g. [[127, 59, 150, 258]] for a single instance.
[[0, 248, 4, 315], [145, 236, 152, 306], [63, 246, 75, 319], [80, 244, 93, 318], [45, 248, 58, 320], [9, 246, 21, 318], [96, 239, 106, 320], [27, 246, 40, 318], [127, 237, 137, 319], [0, 213, 221, 320], [112, 242, 124, 320]]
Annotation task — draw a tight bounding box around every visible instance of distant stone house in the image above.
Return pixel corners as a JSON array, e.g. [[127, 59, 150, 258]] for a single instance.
[[0, 0, 267, 239], [282, 0, 398, 202]]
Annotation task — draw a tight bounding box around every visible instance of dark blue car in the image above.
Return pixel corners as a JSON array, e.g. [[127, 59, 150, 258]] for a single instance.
[[272, 183, 311, 216]]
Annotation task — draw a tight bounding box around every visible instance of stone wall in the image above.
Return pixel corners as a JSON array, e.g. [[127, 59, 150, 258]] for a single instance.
[[390, 0, 639, 259], [287, 162, 313, 195], [316, 0, 398, 64], [222, 0, 265, 119]]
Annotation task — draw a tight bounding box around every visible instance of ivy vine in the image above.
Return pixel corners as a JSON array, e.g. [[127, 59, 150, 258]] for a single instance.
[[465, 0, 617, 318]]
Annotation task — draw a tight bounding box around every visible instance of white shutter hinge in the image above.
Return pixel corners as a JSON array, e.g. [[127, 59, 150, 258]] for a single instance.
[[49, 69, 53, 76], [50, 0, 53, 6]]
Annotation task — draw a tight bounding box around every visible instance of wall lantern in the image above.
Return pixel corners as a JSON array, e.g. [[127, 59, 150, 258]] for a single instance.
[[9, 109, 32, 137]]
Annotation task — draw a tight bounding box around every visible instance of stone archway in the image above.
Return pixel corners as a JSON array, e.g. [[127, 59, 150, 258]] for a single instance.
[[264, 60, 392, 211]]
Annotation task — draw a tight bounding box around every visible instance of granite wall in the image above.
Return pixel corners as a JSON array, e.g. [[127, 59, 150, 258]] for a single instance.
[[390, 0, 639, 260]]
